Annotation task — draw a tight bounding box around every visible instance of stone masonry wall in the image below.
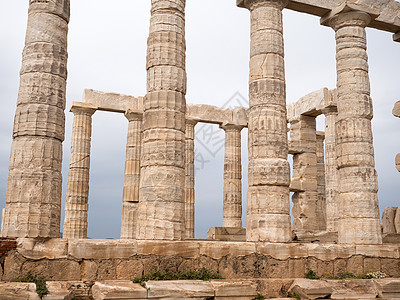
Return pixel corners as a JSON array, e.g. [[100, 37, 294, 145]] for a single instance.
[[1, 239, 399, 282]]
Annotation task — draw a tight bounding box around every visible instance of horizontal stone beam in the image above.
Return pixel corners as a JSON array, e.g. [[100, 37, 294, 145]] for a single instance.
[[186, 104, 248, 127], [237, 0, 400, 41], [287, 88, 334, 122], [82, 89, 143, 113]]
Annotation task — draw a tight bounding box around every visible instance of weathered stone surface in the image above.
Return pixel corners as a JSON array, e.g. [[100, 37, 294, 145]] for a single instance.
[[68, 239, 137, 259], [287, 88, 328, 121], [145, 280, 214, 299], [211, 280, 257, 298], [92, 281, 147, 299], [3, 252, 26, 281], [137, 240, 200, 258], [383, 207, 398, 234], [0, 282, 40, 300], [288, 279, 333, 299], [43, 281, 74, 300], [83, 89, 143, 113], [207, 227, 246, 242], [21, 259, 80, 281], [375, 278, 400, 298], [185, 120, 197, 239], [17, 238, 68, 259]]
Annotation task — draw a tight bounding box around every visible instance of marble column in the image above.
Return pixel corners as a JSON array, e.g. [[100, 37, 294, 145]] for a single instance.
[[1, 0, 70, 238], [185, 119, 197, 239], [221, 124, 244, 228], [323, 103, 339, 232], [316, 131, 327, 231], [322, 4, 382, 244], [136, 0, 187, 240], [63, 103, 96, 239], [241, 0, 291, 242], [120, 111, 143, 239], [290, 116, 319, 231]]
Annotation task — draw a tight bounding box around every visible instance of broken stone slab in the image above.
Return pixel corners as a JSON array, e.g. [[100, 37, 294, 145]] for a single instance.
[[91, 281, 147, 300], [17, 238, 68, 260], [375, 278, 400, 298], [43, 281, 74, 300], [0, 282, 41, 300], [211, 280, 257, 298], [288, 279, 334, 299], [287, 88, 329, 122], [145, 280, 214, 299], [83, 89, 142, 113]]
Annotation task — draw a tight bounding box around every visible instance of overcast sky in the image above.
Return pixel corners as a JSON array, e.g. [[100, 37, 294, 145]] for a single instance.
[[0, 1, 399, 239]]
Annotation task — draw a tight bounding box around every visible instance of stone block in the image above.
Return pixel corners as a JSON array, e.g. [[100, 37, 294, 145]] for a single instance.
[[288, 279, 333, 299], [0, 282, 40, 300], [347, 256, 364, 276], [207, 227, 246, 241], [68, 239, 137, 260], [382, 207, 397, 234], [21, 259, 80, 281], [91, 281, 147, 299], [17, 238, 68, 260], [81, 260, 98, 282], [116, 260, 144, 280], [145, 280, 214, 299], [3, 252, 26, 281], [381, 258, 400, 278], [43, 281, 74, 300], [375, 279, 400, 298], [199, 241, 256, 260], [211, 280, 257, 298], [137, 240, 199, 258], [364, 257, 381, 274]]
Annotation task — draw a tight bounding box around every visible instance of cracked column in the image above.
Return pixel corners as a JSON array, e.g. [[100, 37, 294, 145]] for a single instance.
[[136, 0, 187, 240], [63, 103, 96, 239], [221, 123, 244, 228], [322, 94, 339, 232], [239, 0, 291, 242], [120, 110, 143, 239], [185, 119, 197, 239], [321, 3, 382, 244], [290, 116, 319, 231], [1, 0, 70, 238], [316, 131, 327, 231]]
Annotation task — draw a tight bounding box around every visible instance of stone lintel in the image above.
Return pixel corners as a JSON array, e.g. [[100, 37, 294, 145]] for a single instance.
[[320, 2, 380, 27], [124, 109, 143, 121], [287, 88, 331, 122], [70, 102, 97, 114], [83, 89, 142, 113], [186, 104, 248, 127], [237, 0, 400, 35]]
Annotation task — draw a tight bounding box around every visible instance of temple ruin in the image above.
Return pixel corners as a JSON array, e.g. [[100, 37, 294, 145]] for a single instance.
[[0, 0, 400, 298]]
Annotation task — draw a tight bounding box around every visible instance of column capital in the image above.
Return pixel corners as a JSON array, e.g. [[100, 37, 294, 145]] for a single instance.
[[237, 0, 288, 10], [186, 119, 198, 127], [70, 102, 97, 115], [125, 110, 143, 122], [321, 2, 380, 30], [322, 106, 338, 116], [220, 123, 245, 132]]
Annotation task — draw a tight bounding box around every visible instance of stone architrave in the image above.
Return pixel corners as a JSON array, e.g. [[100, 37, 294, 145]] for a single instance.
[[63, 103, 97, 239], [321, 3, 382, 244], [120, 111, 143, 239], [185, 119, 197, 239], [322, 99, 339, 232], [136, 0, 187, 240], [290, 116, 319, 231], [1, 0, 70, 238], [239, 0, 291, 242], [221, 123, 244, 228], [316, 131, 327, 231]]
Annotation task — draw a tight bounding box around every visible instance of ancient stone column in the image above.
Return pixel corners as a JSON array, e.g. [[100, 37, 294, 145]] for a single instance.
[[316, 131, 327, 231], [290, 116, 319, 231], [1, 0, 70, 238], [185, 119, 197, 239], [322, 103, 339, 232], [136, 0, 187, 240], [321, 4, 382, 244], [120, 111, 143, 239], [240, 0, 291, 242], [221, 124, 244, 228], [63, 103, 96, 239]]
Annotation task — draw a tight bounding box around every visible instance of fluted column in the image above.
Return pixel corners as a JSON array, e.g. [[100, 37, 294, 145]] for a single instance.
[[221, 124, 244, 228], [136, 0, 187, 240], [1, 0, 70, 238], [185, 119, 197, 239], [323, 104, 339, 232], [120, 111, 143, 239], [242, 0, 291, 242], [316, 131, 327, 231], [63, 103, 96, 239], [322, 4, 382, 244], [290, 116, 319, 231]]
